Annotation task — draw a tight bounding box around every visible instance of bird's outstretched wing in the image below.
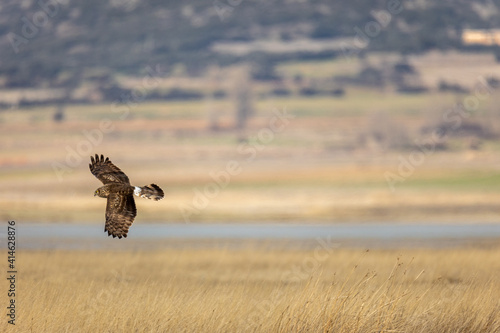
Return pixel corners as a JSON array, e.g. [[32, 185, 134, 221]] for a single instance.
[[89, 154, 130, 185], [105, 192, 137, 238]]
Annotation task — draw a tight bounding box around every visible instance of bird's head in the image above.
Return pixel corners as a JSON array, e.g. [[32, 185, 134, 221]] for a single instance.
[[94, 187, 109, 198]]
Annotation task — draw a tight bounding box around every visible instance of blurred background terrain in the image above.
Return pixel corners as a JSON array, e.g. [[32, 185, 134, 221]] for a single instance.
[[2, 0, 500, 224]]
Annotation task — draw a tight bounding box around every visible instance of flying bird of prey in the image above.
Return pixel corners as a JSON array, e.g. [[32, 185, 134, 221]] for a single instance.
[[90, 154, 164, 239]]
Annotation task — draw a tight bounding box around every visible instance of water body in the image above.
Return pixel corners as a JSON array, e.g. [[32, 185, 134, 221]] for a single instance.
[[10, 223, 500, 250]]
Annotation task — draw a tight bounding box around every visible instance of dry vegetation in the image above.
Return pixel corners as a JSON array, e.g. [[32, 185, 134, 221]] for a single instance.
[[3, 245, 500, 332]]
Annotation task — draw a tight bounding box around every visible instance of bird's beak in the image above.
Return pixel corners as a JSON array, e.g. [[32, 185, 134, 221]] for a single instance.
[[94, 192, 97, 197]]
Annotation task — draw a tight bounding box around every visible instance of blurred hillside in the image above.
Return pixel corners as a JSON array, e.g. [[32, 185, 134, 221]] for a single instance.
[[1, 0, 500, 90]]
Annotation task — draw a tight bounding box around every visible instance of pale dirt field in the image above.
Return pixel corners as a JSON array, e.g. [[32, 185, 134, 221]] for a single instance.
[[409, 50, 500, 90]]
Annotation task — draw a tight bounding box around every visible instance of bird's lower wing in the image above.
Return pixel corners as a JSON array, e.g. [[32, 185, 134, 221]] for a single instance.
[[105, 193, 137, 239]]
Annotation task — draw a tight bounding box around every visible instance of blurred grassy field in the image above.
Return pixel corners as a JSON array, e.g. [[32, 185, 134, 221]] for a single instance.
[[2, 89, 500, 223], [2, 51, 500, 224], [3, 245, 499, 332]]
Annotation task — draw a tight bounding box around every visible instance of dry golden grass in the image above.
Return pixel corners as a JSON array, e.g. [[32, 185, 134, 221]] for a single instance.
[[3, 245, 500, 332]]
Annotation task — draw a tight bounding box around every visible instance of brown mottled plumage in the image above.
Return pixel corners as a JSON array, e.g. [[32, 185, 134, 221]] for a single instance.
[[90, 154, 164, 239]]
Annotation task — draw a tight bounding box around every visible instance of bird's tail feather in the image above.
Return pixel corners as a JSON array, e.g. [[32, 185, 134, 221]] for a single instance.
[[134, 184, 164, 201]]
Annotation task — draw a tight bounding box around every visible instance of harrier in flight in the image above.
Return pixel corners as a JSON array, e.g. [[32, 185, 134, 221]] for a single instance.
[[90, 154, 164, 239]]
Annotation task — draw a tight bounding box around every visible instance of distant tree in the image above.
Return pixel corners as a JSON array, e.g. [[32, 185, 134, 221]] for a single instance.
[[438, 80, 469, 94], [53, 104, 65, 123], [230, 66, 254, 131], [205, 66, 223, 131], [494, 47, 500, 63], [58, 65, 84, 119], [250, 56, 280, 81], [299, 87, 320, 96]]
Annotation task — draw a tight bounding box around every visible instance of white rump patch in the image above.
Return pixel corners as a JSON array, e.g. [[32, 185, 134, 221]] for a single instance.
[[134, 186, 141, 196]]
